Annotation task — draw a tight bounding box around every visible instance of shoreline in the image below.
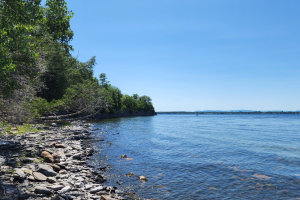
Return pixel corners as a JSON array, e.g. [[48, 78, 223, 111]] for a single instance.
[[0, 122, 132, 200]]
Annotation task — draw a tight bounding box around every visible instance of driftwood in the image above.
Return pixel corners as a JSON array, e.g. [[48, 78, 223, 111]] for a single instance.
[[38, 106, 103, 123]]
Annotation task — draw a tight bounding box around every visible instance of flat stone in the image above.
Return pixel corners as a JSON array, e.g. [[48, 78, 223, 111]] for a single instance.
[[47, 185, 64, 191], [90, 186, 104, 194], [14, 168, 26, 179], [36, 164, 57, 177], [33, 172, 47, 181], [59, 169, 68, 174], [59, 186, 71, 194], [55, 144, 66, 148], [85, 184, 93, 190], [101, 195, 115, 200], [34, 186, 51, 194], [47, 177, 56, 183]]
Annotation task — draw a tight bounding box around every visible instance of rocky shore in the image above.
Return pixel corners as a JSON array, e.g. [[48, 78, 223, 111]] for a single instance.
[[0, 122, 130, 200]]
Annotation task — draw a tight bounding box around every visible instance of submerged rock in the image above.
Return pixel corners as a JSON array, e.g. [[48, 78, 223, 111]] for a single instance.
[[138, 176, 148, 181]]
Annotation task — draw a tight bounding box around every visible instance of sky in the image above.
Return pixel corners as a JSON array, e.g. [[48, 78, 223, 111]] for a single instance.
[[44, 0, 300, 111]]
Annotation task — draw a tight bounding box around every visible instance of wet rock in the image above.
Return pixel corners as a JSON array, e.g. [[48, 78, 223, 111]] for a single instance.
[[34, 186, 51, 194], [90, 186, 104, 193], [125, 157, 134, 161], [138, 176, 148, 181], [33, 172, 47, 181], [55, 144, 66, 148], [40, 151, 54, 163], [36, 164, 57, 177], [125, 172, 134, 177]]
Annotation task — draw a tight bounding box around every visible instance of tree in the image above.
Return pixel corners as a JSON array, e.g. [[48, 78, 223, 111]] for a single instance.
[[99, 73, 110, 89]]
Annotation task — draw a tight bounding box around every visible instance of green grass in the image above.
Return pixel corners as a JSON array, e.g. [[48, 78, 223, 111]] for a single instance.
[[1, 123, 44, 135]]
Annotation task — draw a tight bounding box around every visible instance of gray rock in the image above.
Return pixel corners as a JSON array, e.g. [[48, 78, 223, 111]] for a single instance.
[[47, 177, 56, 183], [46, 185, 64, 191], [59, 169, 68, 174], [33, 172, 47, 181], [14, 168, 26, 179], [90, 186, 103, 193], [59, 186, 71, 194], [36, 164, 57, 177], [34, 186, 51, 194]]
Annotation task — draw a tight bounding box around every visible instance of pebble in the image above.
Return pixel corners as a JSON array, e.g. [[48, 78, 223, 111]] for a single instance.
[[0, 122, 130, 200]]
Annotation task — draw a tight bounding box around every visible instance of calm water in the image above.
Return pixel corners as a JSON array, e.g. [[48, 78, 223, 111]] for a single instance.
[[88, 114, 300, 199]]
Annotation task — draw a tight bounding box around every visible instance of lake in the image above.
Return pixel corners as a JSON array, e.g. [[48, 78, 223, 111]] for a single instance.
[[88, 114, 300, 199]]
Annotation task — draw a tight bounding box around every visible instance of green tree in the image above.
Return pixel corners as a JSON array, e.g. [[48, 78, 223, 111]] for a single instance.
[[99, 73, 110, 89]]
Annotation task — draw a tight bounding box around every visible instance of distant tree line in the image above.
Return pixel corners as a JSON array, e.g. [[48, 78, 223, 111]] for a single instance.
[[0, 0, 154, 124]]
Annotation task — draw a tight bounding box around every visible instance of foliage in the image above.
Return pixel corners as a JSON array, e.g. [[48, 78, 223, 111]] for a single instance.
[[0, 1, 155, 124]]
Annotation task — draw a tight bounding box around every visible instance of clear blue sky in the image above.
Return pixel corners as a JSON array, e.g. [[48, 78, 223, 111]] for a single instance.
[[47, 0, 300, 111]]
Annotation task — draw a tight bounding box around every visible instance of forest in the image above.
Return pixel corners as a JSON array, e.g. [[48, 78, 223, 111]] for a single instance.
[[0, 0, 155, 124]]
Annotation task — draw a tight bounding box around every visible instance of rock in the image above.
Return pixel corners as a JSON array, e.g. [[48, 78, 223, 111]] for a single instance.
[[22, 158, 35, 163], [59, 186, 71, 194], [90, 186, 104, 193], [59, 169, 68, 174], [125, 172, 134, 177], [101, 195, 115, 200], [125, 157, 134, 161], [18, 194, 32, 199], [55, 144, 66, 148], [75, 182, 83, 188], [85, 184, 93, 190], [13, 168, 26, 180], [72, 153, 82, 160], [36, 164, 57, 177], [121, 155, 127, 158], [51, 164, 61, 171], [28, 175, 35, 181], [52, 151, 61, 163], [40, 151, 54, 163], [32, 172, 47, 181], [49, 142, 56, 146], [47, 177, 56, 183], [46, 185, 64, 191], [34, 186, 51, 194], [138, 176, 148, 181]]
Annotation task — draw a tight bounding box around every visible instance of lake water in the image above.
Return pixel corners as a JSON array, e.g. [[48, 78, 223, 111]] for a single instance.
[[89, 114, 300, 199]]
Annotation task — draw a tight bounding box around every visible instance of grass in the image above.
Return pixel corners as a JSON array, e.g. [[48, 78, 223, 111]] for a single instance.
[[0, 123, 44, 135]]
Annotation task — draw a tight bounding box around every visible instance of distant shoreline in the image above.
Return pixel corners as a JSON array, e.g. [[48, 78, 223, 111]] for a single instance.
[[157, 111, 300, 114]]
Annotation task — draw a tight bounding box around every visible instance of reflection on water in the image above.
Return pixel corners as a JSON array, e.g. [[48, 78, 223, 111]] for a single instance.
[[89, 115, 300, 199]]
